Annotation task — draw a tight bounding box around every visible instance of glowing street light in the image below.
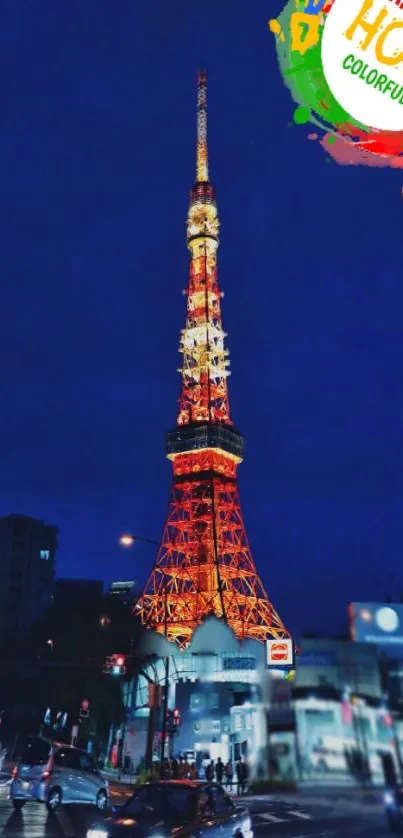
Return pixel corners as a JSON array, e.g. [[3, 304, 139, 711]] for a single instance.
[[46, 639, 54, 655], [100, 616, 111, 628], [118, 534, 158, 548], [119, 534, 135, 548]]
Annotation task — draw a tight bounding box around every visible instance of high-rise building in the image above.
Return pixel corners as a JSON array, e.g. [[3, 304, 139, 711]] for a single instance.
[[0, 514, 58, 636], [136, 73, 288, 649], [55, 578, 104, 611], [109, 581, 136, 606]]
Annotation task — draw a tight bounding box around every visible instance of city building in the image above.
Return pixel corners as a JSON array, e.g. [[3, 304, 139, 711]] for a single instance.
[[0, 514, 58, 637], [109, 581, 136, 606], [55, 578, 104, 611], [128, 617, 270, 775], [267, 637, 401, 786]]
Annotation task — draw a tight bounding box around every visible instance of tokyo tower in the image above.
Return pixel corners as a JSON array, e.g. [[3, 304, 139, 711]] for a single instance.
[[136, 72, 288, 650]]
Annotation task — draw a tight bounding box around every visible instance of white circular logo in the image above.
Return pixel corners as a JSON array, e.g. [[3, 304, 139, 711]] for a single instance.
[[321, 0, 403, 131], [375, 606, 399, 633]]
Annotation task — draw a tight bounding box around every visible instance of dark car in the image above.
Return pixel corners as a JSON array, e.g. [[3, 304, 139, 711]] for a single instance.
[[384, 788, 403, 831], [86, 780, 253, 838]]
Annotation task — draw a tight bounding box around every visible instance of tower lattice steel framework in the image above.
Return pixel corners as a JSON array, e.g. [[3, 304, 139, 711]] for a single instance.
[[136, 72, 289, 649]]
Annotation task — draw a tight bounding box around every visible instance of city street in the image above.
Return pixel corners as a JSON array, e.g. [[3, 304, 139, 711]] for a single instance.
[[0, 783, 395, 837]]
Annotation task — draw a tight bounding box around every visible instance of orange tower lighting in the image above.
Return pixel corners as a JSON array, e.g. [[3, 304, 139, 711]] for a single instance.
[[135, 71, 289, 650]]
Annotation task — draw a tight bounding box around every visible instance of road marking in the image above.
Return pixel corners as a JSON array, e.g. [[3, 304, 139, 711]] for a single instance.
[[257, 812, 287, 823], [288, 810, 312, 819], [289, 834, 334, 838]]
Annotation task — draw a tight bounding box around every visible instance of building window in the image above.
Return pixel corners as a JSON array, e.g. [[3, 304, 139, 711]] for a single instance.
[[190, 693, 205, 712], [211, 720, 221, 733], [209, 693, 219, 709], [40, 550, 50, 560]]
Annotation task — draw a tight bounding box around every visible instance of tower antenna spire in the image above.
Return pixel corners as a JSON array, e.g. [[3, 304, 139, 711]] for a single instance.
[[196, 69, 209, 182]]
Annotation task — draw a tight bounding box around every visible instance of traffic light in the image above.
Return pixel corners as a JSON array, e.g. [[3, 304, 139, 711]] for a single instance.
[[102, 653, 126, 676], [166, 708, 181, 733]]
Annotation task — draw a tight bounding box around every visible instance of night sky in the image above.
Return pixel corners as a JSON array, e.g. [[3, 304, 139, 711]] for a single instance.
[[1, 0, 403, 637]]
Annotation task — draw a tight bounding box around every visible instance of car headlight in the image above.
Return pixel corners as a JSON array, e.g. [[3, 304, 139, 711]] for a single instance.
[[384, 792, 395, 806], [87, 829, 109, 838]]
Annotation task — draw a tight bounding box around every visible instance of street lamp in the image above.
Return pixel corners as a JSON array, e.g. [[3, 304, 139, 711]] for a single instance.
[[118, 532, 169, 776], [119, 534, 158, 548], [46, 639, 53, 655], [100, 616, 111, 628]]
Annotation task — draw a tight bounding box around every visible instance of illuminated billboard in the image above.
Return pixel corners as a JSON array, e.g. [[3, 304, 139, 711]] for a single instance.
[[350, 603, 403, 652]]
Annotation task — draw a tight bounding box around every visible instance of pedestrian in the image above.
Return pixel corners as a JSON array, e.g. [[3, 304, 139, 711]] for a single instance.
[[206, 760, 214, 781], [225, 760, 233, 790], [189, 761, 197, 780], [236, 759, 246, 795], [172, 757, 179, 779], [215, 757, 224, 785], [242, 759, 249, 794]]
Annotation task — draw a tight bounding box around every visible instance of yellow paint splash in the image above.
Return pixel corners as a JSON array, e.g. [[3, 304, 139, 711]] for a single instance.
[[290, 12, 321, 54], [268, 18, 285, 41]]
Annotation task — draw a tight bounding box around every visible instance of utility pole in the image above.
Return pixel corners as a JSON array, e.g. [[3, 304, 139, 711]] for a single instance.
[[119, 637, 136, 771], [159, 574, 169, 777]]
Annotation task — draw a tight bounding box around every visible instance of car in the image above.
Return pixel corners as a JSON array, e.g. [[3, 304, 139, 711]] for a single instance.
[[10, 735, 108, 813], [384, 788, 403, 831], [86, 779, 253, 838]]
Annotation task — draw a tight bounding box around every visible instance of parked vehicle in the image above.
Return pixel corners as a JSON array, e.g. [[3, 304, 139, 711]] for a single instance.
[[86, 779, 253, 838], [10, 735, 108, 813], [384, 788, 403, 831]]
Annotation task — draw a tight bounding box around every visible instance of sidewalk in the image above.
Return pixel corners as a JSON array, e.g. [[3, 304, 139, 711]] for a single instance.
[[101, 771, 388, 812], [102, 770, 136, 785], [261, 785, 385, 813]]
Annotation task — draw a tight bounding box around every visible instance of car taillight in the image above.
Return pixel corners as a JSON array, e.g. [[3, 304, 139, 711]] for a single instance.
[[11, 766, 17, 779], [42, 770, 51, 781]]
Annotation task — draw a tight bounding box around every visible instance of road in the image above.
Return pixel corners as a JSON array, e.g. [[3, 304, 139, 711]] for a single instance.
[[246, 793, 389, 836], [0, 784, 394, 837]]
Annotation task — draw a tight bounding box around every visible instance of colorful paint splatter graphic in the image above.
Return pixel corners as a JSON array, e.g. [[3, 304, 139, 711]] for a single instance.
[[269, 0, 403, 168]]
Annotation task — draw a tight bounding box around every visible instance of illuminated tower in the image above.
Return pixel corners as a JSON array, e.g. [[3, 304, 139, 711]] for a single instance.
[[136, 72, 288, 649]]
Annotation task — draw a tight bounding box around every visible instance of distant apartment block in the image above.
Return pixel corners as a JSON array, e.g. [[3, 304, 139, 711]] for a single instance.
[[0, 514, 58, 636], [109, 580, 136, 606]]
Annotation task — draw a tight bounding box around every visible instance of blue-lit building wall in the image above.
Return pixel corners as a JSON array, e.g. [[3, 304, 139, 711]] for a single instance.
[[173, 678, 258, 767], [129, 618, 269, 774]]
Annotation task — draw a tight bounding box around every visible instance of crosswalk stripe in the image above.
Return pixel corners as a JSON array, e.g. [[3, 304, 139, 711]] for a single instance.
[[288, 810, 312, 820], [258, 812, 287, 823]]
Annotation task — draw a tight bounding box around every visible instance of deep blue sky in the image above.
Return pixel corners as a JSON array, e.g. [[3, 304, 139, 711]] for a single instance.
[[1, 0, 403, 636]]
